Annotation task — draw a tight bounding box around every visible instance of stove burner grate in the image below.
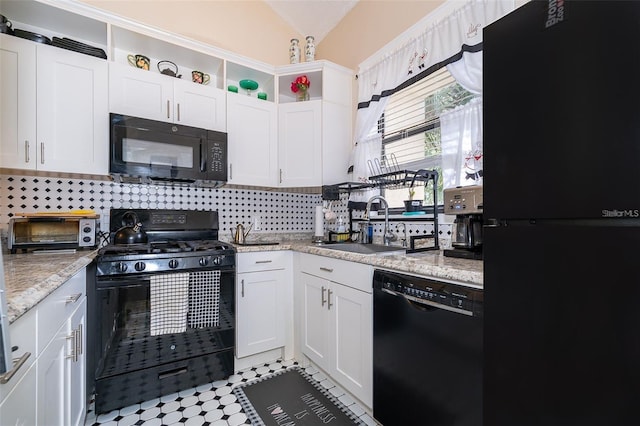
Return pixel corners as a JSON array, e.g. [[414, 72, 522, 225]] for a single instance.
[[98, 239, 232, 257]]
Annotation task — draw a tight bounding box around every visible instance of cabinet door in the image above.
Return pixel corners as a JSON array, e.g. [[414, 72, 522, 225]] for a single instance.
[[68, 299, 86, 426], [226, 95, 278, 186], [173, 79, 226, 131], [0, 362, 37, 426], [300, 272, 330, 369], [36, 44, 108, 174], [236, 269, 286, 358], [331, 283, 373, 407], [322, 102, 351, 185], [109, 62, 173, 122], [278, 100, 322, 187], [0, 34, 37, 170], [37, 321, 67, 426]]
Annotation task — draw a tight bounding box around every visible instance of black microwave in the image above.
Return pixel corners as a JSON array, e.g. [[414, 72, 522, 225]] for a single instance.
[[109, 114, 227, 186]]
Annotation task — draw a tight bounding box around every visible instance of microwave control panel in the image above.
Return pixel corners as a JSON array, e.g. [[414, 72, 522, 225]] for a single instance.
[[209, 141, 226, 175]]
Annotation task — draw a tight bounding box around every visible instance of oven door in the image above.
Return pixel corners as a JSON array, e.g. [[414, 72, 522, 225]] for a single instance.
[[110, 114, 209, 182], [91, 268, 235, 413]]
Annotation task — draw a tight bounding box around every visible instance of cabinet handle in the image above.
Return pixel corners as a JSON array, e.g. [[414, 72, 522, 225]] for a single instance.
[[327, 289, 333, 310], [230, 164, 233, 180], [40, 142, 44, 164], [77, 323, 83, 356], [66, 293, 82, 304], [255, 260, 272, 264], [24, 140, 29, 163], [279, 169, 283, 184], [177, 103, 181, 121], [241, 279, 245, 298], [319, 267, 333, 273], [167, 100, 170, 119], [0, 352, 31, 384], [321, 286, 326, 307], [66, 332, 77, 362]]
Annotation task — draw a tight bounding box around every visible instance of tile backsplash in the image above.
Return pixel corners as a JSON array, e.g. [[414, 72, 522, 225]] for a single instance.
[[0, 174, 450, 246]]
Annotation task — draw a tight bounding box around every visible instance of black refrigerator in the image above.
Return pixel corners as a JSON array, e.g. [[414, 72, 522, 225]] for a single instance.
[[483, 2, 640, 426]]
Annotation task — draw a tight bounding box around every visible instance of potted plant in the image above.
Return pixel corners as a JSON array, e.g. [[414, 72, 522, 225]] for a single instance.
[[403, 186, 423, 212]]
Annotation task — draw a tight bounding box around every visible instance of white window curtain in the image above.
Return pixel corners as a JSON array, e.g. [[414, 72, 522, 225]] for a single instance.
[[348, 0, 512, 198], [349, 134, 382, 202], [440, 96, 483, 189]]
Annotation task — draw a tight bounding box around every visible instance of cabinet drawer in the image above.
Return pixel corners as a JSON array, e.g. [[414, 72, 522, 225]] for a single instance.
[[0, 308, 36, 399], [237, 251, 290, 273], [299, 254, 373, 293], [37, 269, 86, 354]]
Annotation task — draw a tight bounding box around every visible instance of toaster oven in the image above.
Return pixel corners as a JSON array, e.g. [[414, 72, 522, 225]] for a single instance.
[[8, 215, 99, 253]]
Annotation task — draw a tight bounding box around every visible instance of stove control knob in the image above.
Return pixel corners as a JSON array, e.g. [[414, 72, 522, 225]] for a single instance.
[[199, 257, 209, 267], [134, 262, 146, 272], [115, 262, 128, 273], [168, 259, 179, 269], [212, 256, 222, 266]]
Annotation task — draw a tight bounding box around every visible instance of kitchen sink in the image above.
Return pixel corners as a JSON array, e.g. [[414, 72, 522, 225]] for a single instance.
[[319, 243, 406, 256]]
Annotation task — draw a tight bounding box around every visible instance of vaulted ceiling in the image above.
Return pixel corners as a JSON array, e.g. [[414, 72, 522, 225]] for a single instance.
[[264, 0, 359, 43]]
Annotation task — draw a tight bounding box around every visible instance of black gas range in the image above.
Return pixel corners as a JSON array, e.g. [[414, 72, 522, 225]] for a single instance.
[[89, 209, 236, 414], [96, 209, 235, 275]]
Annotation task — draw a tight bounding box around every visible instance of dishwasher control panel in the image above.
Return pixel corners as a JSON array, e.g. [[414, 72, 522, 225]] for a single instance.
[[374, 269, 483, 316]]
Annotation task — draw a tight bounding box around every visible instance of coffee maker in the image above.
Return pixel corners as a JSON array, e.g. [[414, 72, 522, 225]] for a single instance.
[[443, 185, 483, 260]]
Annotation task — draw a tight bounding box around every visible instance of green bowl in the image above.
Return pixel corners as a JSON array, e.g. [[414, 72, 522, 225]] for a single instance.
[[227, 85, 238, 93], [239, 79, 258, 91]]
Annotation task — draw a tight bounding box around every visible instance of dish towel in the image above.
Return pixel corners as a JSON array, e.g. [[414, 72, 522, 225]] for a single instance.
[[150, 272, 190, 336], [188, 270, 221, 328]]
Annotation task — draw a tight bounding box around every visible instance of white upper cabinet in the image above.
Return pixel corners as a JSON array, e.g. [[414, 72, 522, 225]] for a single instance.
[[278, 100, 322, 186], [37, 44, 108, 174], [0, 1, 354, 187], [0, 34, 37, 170], [226, 95, 278, 186], [277, 62, 354, 187], [0, 34, 108, 174], [108, 62, 227, 131]]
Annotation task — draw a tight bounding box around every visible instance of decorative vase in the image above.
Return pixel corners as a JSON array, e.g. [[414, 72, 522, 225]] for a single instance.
[[305, 35, 316, 62], [296, 89, 310, 102], [289, 38, 300, 64]]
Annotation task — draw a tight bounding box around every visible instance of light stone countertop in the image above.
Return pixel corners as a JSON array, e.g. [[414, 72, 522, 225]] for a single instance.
[[3, 239, 482, 324], [233, 241, 483, 288], [3, 250, 98, 323]]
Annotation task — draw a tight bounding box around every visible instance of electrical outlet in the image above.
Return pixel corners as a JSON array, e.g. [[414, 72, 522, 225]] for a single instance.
[[252, 215, 262, 231]]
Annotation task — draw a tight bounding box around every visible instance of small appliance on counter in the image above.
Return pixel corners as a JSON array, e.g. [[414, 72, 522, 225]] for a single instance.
[[443, 185, 483, 260], [7, 211, 100, 253]]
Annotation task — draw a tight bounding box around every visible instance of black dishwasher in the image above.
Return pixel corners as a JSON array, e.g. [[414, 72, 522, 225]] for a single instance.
[[373, 269, 483, 426]]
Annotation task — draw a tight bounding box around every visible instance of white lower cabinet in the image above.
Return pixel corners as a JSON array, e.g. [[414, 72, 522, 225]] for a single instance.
[[37, 269, 86, 426], [296, 254, 373, 407], [236, 251, 292, 358], [0, 307, 37, 426], [1, 268, 87, 426]]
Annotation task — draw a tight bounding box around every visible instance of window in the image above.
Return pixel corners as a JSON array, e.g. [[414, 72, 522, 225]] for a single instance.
[[377, 67, 477, 209]]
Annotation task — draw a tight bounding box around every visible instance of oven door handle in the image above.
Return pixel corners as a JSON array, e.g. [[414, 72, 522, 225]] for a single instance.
[[158, 365, 188, 380]]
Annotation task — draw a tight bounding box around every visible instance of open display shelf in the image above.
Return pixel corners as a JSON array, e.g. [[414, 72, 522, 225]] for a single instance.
[[323, 169, 440, 254]]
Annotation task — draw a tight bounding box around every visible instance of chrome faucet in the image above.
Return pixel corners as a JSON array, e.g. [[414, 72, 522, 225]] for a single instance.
[[365, 195, 396, 246]]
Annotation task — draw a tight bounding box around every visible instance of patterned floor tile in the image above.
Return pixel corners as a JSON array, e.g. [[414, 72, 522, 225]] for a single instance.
[[86, 358, 379, 425]]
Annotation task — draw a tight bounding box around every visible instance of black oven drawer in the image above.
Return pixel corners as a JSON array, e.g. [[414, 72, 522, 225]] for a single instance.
[[94, 348, 234, 414]]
